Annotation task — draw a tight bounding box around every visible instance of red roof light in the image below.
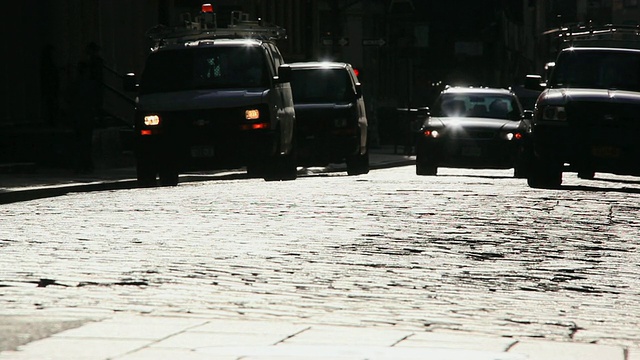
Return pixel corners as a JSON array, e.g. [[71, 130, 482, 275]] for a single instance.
[[202, 3, 214, 13]]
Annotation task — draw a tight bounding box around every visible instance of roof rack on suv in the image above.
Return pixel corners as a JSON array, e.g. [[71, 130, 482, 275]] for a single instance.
[[543, 23, 640, 49], [145, 6, 286, 49]]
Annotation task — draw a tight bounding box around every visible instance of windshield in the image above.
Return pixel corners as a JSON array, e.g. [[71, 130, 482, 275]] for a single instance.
[[550, 50, 640, 91], [291, 68, 354, 103], [139, 46, 269, 94], [432, 93, 521, 120]]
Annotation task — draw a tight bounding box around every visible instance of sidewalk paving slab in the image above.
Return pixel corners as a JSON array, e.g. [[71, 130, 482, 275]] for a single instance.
[[1, 315, 632, 360]]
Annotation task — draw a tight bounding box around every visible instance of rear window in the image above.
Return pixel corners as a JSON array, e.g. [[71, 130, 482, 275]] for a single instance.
[[139, 46, 269, 94], [291, 68, 353, 103]]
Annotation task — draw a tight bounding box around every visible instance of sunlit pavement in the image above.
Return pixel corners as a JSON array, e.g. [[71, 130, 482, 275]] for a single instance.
[[2, 148, 640, 359], [0, 313, 633, 360]]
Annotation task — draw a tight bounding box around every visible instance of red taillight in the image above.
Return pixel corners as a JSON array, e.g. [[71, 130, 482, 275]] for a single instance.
[[353, 68, 360, 78], [202, 3, 214, 13], [140, 129, 152, 136], [241, 122, 269, 130], [514, 132, 523, 140]]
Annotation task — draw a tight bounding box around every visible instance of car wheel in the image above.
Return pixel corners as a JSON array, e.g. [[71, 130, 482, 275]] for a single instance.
[[136, 161, 157, 187], [527, 158, 562, 188], [346, 150, 369, 176], [264, 134, 297, 181], [577, 169, 595, 180], [246, 163, 266, 178], [159, 169, 179, 186], [416, 160, 437, 176]]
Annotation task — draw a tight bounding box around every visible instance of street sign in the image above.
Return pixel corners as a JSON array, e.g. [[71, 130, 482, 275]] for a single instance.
[[321, 37, 350, 46], [362, 38, 387, 46]]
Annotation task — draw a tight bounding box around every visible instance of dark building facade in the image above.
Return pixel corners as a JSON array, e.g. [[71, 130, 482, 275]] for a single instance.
[[2, 0, 637, 144]]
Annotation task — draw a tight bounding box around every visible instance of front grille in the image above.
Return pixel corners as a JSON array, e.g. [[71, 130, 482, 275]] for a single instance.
[[568, 101, 640, 129], [447, 129, 495, 140]]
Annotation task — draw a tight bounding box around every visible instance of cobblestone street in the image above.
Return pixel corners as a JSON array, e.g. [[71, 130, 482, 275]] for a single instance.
[[1, 165, 640, 351]]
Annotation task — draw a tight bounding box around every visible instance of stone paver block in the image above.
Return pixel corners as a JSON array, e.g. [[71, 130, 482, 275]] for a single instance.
[[150, 332, 287, 349], [280, 325, 414, 346], [0, 338, 148, 360], [190, 319, 308, 336], [52, 315, 207, 340], [509, 339, 625, 360], [194, 345, 526, 360], [628, 347, 640, 360], [395, 330, 517, 352], [118, 347, 237, 360]]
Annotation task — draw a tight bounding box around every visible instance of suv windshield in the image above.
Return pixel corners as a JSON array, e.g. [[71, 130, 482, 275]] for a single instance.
[[291, 68, 353, 103], [550, 50, 640, 91], [139, 46, 269, 94], [433, 93, 521, 120]]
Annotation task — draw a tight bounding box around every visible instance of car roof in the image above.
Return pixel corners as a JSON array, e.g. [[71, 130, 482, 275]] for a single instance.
[[440, 87, 514, 96], [156, 38, 265, 51], [560, 46, 640, 54], [288, 61, 350, 70]]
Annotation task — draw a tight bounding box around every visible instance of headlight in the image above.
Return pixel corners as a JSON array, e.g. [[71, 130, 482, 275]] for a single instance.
[[245, 109, 260, 120], [541, 106, 566, 121], [423, 129, 440, 138], [502, 132, 523, 141], [144, 115, 160, 126]]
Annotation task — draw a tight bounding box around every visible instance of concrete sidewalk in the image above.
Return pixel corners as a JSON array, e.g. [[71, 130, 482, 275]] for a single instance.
[[0, 146, 415, 204], [0, 313, 633, 360]]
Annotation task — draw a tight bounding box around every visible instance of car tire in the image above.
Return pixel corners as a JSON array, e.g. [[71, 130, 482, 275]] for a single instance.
[[264, 133, 297, 181], [577, 170, 595, 180], [416, 160, 437, 176], [136, 161, 157, 187], [527, 158, 562, 188], [159, 169, 179, 186], [346, 149, 369, 176]]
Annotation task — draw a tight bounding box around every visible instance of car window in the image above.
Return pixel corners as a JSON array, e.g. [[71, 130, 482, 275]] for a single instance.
[[140, 46, 269, 94], [550, 50, 640, 91], [291, 68, 354, 103], [433, 93, 520, 120]]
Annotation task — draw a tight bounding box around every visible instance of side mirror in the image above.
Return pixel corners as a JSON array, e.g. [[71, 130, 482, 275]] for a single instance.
[[523, 110, 534, 120], [124, 73, 137, 92], [355, 82, 363, 98], [276, 64, 292, 83]]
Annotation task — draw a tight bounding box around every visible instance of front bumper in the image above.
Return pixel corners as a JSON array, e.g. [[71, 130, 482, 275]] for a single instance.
[[417, 137, 525, 169], [532, 122, 640, 176]]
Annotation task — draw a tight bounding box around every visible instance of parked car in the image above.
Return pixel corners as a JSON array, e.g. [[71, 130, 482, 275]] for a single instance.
[[415, 86, 532, 177], [289, 61, 369, 175]]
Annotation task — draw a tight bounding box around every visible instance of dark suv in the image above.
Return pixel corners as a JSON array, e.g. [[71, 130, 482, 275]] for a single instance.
[[289, 62, 369, 175], [126, 12, 296, 186], [526, 26, 640, 188]]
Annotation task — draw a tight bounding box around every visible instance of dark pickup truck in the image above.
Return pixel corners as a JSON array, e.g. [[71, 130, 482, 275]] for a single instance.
[[526, 26, 640, 188]]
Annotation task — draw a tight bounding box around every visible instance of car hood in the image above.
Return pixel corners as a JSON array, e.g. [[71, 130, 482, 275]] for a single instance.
[[539, 88, 640, 106], [427, 117, 521, 131], [136, 89, 270, 111]]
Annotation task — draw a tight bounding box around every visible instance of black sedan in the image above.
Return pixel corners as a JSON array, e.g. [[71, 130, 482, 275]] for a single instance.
[[416, 87, 532, 177]]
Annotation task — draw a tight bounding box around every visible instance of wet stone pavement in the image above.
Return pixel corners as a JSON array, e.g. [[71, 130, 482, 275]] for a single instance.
[[1, 165, 639, 351]]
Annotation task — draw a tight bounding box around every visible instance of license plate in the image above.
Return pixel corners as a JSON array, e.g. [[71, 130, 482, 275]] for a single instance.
[[190, 146, 215, 158], [591, 146, 621, 158], [461, 146, 481, 157]]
